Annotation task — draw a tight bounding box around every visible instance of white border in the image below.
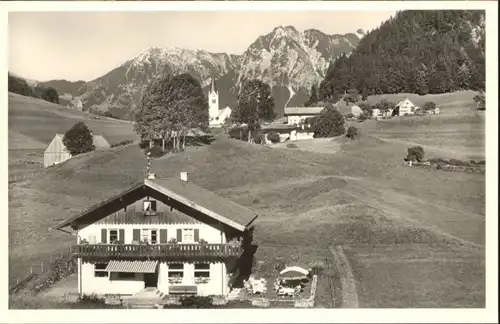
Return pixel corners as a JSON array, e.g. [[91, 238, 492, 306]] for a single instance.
[[1, 1, 498, 323]]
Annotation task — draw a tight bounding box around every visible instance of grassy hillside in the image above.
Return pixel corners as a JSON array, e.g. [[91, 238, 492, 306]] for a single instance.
[[8, 91, 485, 307], [8, 92, 139, 149]]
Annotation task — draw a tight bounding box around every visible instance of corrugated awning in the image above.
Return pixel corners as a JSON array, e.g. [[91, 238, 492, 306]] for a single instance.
[[105, 260, 158, 273]]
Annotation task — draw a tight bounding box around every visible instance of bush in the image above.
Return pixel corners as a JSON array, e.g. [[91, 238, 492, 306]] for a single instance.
[[111, 139, 133, 148], [179, 296, 213, 308], [423, 101, 436, 112], [346, 126, 359, 140], [41, 87, 60, 104], [406, 146, 425, 162], [267, 132, 281, 143], [312, 105, 345, 138], [63, 122, 95, 155], [286, 143, 298, 149]]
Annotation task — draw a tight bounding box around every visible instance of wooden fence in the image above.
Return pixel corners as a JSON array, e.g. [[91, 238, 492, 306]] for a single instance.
[[9, 247, 74, 295]]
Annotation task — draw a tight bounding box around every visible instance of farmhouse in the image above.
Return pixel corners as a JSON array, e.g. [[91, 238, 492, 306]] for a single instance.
[[284, 107, 324, 126], [394, 98, 417, 116], [208, 78, 232, 128], [261, 123, 314, 143], [44, 133, 111, 168], [51, 173, 257, 298], [69, 99, 84, 111]]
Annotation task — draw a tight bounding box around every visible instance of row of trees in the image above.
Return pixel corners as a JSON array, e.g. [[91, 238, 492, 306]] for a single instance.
[[134, 73, 209, 153], [318, 10, 485, 101], [8, 74, 60, 104]]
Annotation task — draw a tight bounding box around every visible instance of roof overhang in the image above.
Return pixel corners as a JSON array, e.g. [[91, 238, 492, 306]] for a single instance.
[[51, 179, 254, 234]]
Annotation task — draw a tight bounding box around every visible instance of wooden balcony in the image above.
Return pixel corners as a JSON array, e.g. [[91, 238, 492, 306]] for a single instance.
[[75, 243, 243, 259]]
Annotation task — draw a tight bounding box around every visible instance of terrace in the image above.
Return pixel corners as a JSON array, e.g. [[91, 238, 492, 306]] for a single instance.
[[74, 243, 243, 260]]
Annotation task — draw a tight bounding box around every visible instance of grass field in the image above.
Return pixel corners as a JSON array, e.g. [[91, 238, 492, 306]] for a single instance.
[[8, 92, 139, 148], [8, 91, 486, 307]]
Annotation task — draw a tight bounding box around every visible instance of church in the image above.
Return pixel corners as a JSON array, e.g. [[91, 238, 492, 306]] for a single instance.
[[208, 78, 232, 128]]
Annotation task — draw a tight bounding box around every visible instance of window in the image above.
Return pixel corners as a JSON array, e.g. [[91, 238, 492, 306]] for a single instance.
[[212, 99, 216, 104], [109, 230, 119, 243], [140, 229, 158, 244], [143, 200, 157, 216], [183, 229, 194, 243], [116, 272, 135, 279], [151, 230, 158, 244], [168, 264, 184, 278], [194, 263, 210, 278], [94, 262, 109, 277]]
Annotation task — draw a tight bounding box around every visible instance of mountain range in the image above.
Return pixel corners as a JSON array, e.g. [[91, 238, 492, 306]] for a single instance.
[[34, 26, 362, 119]]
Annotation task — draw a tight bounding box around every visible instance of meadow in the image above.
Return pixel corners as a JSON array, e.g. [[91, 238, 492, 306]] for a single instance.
[[8, 91, 485, 308]]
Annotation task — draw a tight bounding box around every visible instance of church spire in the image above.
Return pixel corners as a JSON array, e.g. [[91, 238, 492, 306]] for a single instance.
[[210, 77, 216, 93]]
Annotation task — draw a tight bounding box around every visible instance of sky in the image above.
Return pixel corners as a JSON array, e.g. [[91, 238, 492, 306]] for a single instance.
[[9, 11, 396, 82]]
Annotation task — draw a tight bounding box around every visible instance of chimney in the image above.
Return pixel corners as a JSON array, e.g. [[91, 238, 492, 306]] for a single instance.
[[180, 172, 188, 182]]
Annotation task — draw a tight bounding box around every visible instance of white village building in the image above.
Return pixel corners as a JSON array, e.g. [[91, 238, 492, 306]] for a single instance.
[[394, 98, 417, 116], [284, 107, 324, 126], [208, 78, 232, 128], [52, 172, 257, 298]]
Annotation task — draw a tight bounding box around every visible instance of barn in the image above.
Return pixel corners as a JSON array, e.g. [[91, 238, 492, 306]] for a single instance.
[[44, 133, 111, 168]]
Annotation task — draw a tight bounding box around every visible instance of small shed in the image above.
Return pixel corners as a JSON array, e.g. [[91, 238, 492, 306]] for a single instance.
[[44, 133, 111, 168]]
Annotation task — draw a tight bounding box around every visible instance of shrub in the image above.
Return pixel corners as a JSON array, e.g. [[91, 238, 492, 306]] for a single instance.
[[422, 101, 436, 112], [63, 122, 95, 155], [111, 139, 133, 148], [346, 126, 359, 140], [406, 146, 425, 162], [267, 132, 281, 143], [41, 87, 60, 104], [286, 143, 298, 149], [312, 105, 345, 138], [179, 296, 213, 308]]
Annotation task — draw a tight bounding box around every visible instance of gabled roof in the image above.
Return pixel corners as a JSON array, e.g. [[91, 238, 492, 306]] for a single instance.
[[395, 98, 415, 107], [284, 107, 324, 116], [54, 133, 110, 149], [51, 177, 258, 233]]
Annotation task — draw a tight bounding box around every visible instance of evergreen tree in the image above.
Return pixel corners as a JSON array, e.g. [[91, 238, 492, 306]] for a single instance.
[[318, 10, 485, 98], [305, 84, 319, 107]]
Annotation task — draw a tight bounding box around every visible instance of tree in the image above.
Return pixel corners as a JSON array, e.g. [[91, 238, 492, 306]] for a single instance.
[[312, 105, 345, 138], [346, 126, 359, 140], [304, 84, 319, 107], [233, 80, 275, 142], [267, 132, 281, 144], [63, 122, 95, 155], [134, 73, 209, 152], [406, 146, 425, 162], [8, 74, 32, 96], [42, 87, 60, 104], [422, 101, 436, 111], [343, 88, 361, 104]]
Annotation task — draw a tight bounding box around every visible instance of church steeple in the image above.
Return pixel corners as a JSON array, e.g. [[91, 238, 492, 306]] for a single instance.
[[210, 77, 217, 94]]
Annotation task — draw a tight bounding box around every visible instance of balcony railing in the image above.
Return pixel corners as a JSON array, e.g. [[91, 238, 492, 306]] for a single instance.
[[75, 243, 243, 259]]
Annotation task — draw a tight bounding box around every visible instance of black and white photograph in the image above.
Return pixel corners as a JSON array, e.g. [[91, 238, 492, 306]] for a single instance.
[[1, 1, 497, 323]]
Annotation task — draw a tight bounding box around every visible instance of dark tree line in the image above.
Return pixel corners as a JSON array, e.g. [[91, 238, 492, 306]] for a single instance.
[[8, 74, 60, 104], [319, 10, 485, 101]]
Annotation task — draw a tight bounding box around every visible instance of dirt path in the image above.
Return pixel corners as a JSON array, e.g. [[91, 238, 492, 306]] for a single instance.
[[329, 246, 359, 308]]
